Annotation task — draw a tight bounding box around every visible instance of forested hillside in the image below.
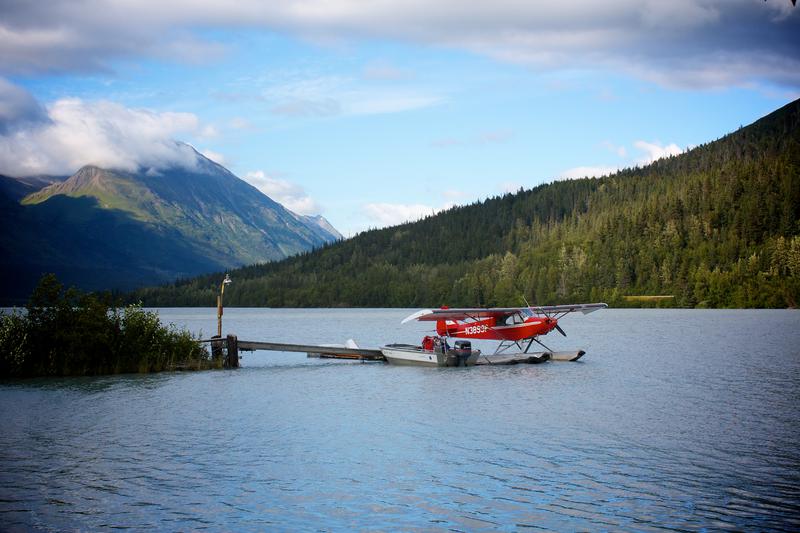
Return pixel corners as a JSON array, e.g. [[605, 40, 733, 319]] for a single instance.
[[133, 99, 800, 308]]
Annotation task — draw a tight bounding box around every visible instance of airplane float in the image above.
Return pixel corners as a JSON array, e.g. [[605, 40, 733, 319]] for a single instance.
[[380, 303, 607, 367]]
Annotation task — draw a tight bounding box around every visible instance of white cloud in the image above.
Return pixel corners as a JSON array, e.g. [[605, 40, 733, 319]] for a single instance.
[[200, 149, 227, 166], [633, 140, 683, 164], [558, 138, 685, 180], [262, 73, 441, 117], [601, 140, 627, 157], [362, 202, 441, 228], [198, 124, 219, 139], [4, 1, 796, 89], [0, 77, 49, 133], [243, 170, 321, 215], [558, 165, 619, 180], [0, 80, 209, 176], [152, 33, 230, 65]]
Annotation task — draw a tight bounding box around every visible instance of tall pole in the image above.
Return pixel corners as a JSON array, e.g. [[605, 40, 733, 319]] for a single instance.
[[217, 274, 231, 337], [217, 293, 223, 337]]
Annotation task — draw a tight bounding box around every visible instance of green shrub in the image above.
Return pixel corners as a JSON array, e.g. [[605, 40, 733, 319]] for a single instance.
[[0, 274, 211, 378]]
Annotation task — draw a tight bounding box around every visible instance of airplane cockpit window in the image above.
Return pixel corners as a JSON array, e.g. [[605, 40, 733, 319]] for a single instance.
[[505, 313, 523, 324]]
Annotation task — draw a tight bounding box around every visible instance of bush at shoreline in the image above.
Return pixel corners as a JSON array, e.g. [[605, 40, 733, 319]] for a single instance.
[[0, 274, 214, 378]]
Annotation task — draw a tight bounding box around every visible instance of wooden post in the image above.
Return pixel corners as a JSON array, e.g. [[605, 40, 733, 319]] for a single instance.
[[211, 335, 223, 363], [226, 334, 239, 368], [216, 294, 223, 338]]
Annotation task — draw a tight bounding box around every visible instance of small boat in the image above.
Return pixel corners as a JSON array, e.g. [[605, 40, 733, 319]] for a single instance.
[[307, 339, 363, 359], [381, 337, 480, 367]]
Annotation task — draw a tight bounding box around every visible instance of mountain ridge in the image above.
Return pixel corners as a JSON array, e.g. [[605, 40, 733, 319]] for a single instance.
[[1, 148, 341, 303]]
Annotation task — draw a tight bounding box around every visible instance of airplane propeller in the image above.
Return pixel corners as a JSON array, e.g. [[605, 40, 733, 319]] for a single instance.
[[545, 314, 567, 337]]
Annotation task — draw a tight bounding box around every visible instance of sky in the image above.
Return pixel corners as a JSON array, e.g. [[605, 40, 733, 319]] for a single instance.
[[0, 1, 798, 236]]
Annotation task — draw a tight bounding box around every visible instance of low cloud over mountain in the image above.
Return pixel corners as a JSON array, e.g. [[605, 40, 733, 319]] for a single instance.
[[0, 79, 209, 177]]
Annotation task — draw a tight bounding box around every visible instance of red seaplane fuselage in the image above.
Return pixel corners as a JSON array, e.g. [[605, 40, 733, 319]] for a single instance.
[[435, 310, 559, 341]]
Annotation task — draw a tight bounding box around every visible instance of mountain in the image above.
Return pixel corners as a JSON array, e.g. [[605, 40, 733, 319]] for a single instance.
[[132, 98, 800, 309], [14, 174, 70, 190], [0, 148, 340, 303], [297, 213, 343, 240], [0, 174, 37, 201], [0, 174, 70, 202], [22, 153, 340, 262]]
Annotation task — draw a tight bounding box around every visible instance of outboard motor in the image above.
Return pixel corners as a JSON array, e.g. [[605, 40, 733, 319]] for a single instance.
[[453, 340, 472, 367], [434, 336, 457, 366]]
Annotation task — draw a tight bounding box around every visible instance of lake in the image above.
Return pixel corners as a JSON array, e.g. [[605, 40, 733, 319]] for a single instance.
[[1, 308, 799, 531]]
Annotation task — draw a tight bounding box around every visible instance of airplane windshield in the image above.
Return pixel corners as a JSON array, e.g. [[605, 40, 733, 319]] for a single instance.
[[521, 308, 534, 318]]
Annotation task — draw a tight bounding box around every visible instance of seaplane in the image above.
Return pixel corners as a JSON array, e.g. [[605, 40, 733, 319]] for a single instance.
[[380, 303, 607, 367]]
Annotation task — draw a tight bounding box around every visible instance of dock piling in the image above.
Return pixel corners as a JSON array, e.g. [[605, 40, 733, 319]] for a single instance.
[[226, 335, 239, 368]]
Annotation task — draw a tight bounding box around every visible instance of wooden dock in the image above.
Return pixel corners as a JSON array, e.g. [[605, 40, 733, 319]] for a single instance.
[[200, 335, 385, 367], [237, 340, 385, 360], [201, 335, 584, 368]]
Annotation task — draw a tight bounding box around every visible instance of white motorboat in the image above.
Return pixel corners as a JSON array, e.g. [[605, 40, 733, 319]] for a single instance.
[[380, 338, 480, 367]]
